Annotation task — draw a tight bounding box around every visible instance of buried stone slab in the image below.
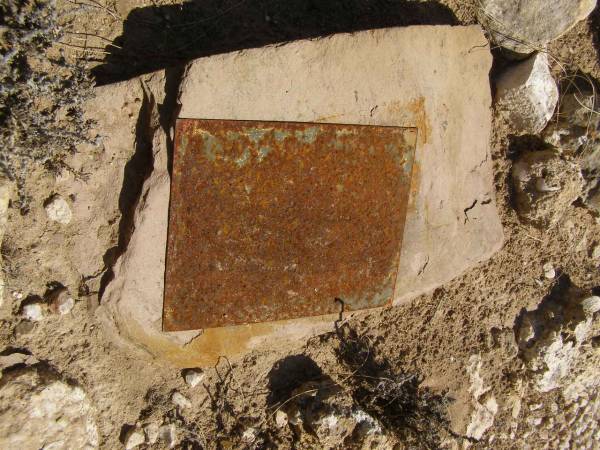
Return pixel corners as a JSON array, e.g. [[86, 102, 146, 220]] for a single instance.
[[99, 26, 503, 367]]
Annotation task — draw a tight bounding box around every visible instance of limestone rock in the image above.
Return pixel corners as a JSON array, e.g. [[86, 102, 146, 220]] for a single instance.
[[465, 355, 497, 440], [542, 91, 600, 212], [543, 262, 556, 280], [124, 427, 145, 449], [99, 26, 503, 367], [467, 395, 498, 440], [44, 194, 72, 224], [158, 424, 178, 448], [143, 422, 159, 444], [580, 296, 600, 316], [512, 150, 583, 228], [21, 300, 45, 321], [48, 287, 75, 315], [495, 53, 558, 134], [183, 369, 204, 388], [516, 286, 598, 393], [478, 0, 597, 55], [171, 391, 191, 409], [282, 380, 392, 449], [0, 366, 98, 449]]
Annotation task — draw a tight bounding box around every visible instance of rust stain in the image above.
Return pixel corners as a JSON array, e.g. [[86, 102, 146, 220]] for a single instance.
[[163, 119, 416, 331], [385, 97, 430, 146]]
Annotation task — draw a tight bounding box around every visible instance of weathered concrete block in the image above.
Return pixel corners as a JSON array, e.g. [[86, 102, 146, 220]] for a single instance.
[[100, 26, 503, 366]]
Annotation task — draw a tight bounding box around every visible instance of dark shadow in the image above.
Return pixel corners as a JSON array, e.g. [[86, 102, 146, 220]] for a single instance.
[[93, 0, 458, 84], [266, 354, 324, 407], [333, 321, 451, 447]]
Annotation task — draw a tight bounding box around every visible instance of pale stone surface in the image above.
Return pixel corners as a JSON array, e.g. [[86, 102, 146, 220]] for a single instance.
[[100, 26, 502, 367], [495, 53, 558, 134], [183, 369, 204, 387], [179, 25, 502, 308], [44, 195, 72, 224], [171, 391, 191, 409], [0, 367, 98, 450], [22, 302, 45, 321], [478, 0, 597, 54], [124, 428, 145, 449]]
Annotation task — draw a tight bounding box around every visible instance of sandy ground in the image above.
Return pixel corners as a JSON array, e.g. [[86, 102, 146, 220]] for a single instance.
[[1, 0, 599, 449]]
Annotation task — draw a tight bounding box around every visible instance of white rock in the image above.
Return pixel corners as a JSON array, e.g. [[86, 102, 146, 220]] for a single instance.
[[478, 0, 597, 54], [44, 195, 72, 224], [592, 245, 600, 260], [275, 410, 288, 428], [580, 296, 600, 316], [495, 53, 558, 134], [22, 302, 44, 321], [242, 427, 257, 443], [124, 428, 145, 449], [143, 422, 159, 444], [543, 263, 556, 280], [0, 367, 98, 449], [183, 369, 204, 388], [467, 395, 498, 440], [158, 424, 177, 448], [171, 391, 191, 409], [50, 290, 75, 315]]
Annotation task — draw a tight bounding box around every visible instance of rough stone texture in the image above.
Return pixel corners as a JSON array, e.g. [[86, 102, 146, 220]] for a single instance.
[[516, 286, 600, 395], [512, 150, 584, 228], [464, 354, 498, 440], [543, 91, 600, 212], [281, 379, 392, 449], [478, 0, 597, 55], [0, 366, 98, 449], [495, 53, 558, 134], [100, 26, 502, 367], [44, 194, 72, 224]]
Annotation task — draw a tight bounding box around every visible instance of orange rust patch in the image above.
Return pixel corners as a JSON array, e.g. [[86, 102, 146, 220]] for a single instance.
[[164, 119, 417, 331]]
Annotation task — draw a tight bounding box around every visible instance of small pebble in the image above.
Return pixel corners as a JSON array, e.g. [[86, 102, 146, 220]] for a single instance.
[[543, 262, 555, 279], [124, 427, 145, 449], [275, 410, 288, 428], [22, 302, 44, 321], [592, 245, 600, 260], [44, 195, 72, 225], [158, 424, 177, 448], [50, 289, 75, 315], [171, 391, 191, 409], [14, 320, 35, 336], [580, 296, 600, 316], [183, 369, 204, 388], [144, 422, 159, 444], [242, 427, 257, 443]]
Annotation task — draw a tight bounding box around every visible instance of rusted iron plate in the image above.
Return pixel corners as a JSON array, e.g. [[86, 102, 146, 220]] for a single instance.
[[163, 119, 417, 331]]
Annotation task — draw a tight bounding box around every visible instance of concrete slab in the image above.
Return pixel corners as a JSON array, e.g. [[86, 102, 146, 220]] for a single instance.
[[99, 25, 503, 367]]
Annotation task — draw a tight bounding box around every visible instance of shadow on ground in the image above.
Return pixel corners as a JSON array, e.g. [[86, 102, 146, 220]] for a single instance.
[[93, 0, 457, 84]]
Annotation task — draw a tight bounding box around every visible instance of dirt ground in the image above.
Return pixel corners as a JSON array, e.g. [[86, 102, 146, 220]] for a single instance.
[[1, 0, 600, 449]]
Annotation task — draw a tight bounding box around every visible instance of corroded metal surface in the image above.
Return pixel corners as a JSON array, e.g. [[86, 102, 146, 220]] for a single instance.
[[163, 119, 417, 331]]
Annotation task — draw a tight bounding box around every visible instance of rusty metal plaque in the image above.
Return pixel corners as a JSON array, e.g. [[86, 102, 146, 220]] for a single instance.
[[163, 119, 417, 331]]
